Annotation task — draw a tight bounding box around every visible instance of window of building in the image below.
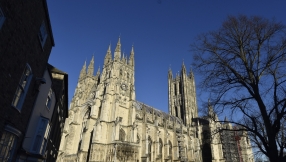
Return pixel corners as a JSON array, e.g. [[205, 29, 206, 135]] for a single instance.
[[78, 109, 90, 151], [148, 136, 152, 160], [119, 129, 125, 142], [32, 117, 50, 155], [38, 21, 47, 48], [159, 138, 163, 155], [46, 88, 53, 110], [12, 64, 33, 111], [0, 125, 22, 162], [0, 6, 5, 29], [168, 140, 172, 156]]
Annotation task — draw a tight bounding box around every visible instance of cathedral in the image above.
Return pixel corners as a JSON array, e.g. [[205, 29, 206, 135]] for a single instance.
[[57, 38, 254, 162]]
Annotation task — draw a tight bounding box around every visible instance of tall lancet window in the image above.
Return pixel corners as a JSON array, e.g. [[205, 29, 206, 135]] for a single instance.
[[169, 140, 172, 156], [119, 128, 125, 142], [159, 138, 163, 155], [148, 136, 152, 160], [78, 108, 90, 151]]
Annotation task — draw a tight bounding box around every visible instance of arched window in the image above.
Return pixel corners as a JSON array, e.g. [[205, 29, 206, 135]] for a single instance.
[[119, 129, 125, 142], [169, 140, 172, 156], [159, 138, 163, 155], [148, 136, 152, 160], [78, 108, 90, 151]]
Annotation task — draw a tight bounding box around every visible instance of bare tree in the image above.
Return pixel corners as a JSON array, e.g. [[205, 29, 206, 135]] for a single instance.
[[192, 15, 286, 162]]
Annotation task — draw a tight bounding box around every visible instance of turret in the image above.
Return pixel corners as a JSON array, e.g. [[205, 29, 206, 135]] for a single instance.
[[104, 44, 112, 66], [168, 68, 173, 79], [224, 116, 232, 129], [114, 37, 121, 60], [87, 55, 94, 76], [122, 53, 127, 64], [128, 45, 134, 66], [189, 68, 194, 79], [208, 99, 218, 121], [79, 61, 87, 80], [181, 61, 186, 74], [96, 66, 100, 77]]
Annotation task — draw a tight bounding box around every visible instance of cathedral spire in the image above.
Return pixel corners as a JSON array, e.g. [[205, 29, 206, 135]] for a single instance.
[[108, 43, 111, 53], [208, 99, 218, 121], [208, 99, 213, 115], [176, 72, 179, 79], [115, 37, 121, 52], [87, 55, 94, 76], [224, 116, 228, 122], [122, 52, 127, 64], [168, 66, 173, 79], [79, 61, 87, 79], [189, 67, 194, 79], [224, 116, 232, 129], [104, 44, 112, 66], [96, 66, 100, 76], [181, 60, 186, 74], [128, 45, 134, 66], [114, 36, 121, 59]]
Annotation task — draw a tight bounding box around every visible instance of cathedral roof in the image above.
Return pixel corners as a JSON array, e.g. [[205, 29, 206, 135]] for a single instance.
[[134, 101, 182, 124]]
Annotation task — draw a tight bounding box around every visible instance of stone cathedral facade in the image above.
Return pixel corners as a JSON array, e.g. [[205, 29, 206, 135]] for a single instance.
[[57, 38, 254, 162]]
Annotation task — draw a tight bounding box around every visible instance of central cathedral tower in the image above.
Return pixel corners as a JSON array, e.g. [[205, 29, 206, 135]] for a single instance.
[[168, 63, 198, 127]]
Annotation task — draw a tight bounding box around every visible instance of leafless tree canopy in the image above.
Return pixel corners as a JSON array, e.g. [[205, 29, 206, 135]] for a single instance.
[[192, 15, 286, 162]]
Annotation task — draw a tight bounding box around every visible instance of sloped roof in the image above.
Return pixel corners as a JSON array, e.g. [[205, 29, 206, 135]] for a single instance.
[[134, 101, 182, 123]]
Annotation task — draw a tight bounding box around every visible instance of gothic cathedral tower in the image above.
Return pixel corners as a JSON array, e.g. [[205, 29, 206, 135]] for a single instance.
[[168, 63, 198, 127], [97, 36, 136, 125], [59, 37, 137, 161]]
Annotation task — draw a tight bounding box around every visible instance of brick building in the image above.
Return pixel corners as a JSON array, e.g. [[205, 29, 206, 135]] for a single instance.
[[0, 0, 68, 161]]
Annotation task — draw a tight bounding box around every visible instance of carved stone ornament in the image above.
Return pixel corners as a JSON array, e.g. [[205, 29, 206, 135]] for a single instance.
[[132, 122, 137, 130], [121, 83, 128, 91], [147, 117, 153, 124], [146, 126, 150, 134], [157, 130, 161, 135], [78, 91, 83, 98], [136, 113, 142, 120]]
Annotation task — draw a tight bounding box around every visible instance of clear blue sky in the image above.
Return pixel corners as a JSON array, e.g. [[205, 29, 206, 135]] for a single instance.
[[47, 0, 286, 116]]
